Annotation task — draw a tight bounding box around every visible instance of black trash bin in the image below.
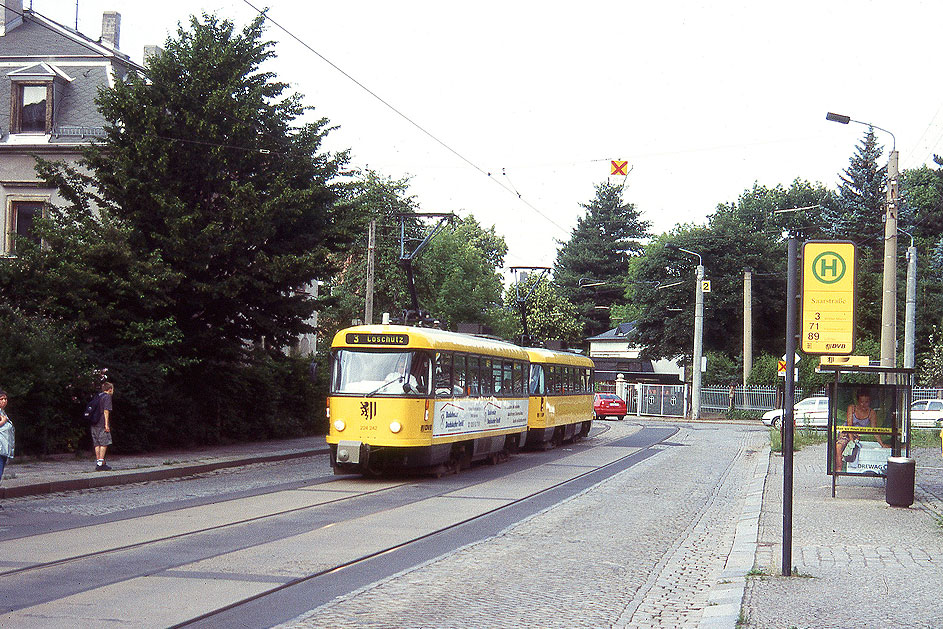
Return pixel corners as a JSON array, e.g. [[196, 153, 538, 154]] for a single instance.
[[886, 456, 915, 507]]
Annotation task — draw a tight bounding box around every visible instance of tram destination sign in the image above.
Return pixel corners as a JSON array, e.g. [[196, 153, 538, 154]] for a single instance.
[[801, 241, 856, 355], [346, 332, 409, 346]]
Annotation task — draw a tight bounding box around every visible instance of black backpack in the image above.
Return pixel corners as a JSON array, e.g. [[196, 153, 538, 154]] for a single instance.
[[83, 393, 103, 425]]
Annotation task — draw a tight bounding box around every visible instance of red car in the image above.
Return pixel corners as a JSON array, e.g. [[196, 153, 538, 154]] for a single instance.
[[594, 393, 627, 420]]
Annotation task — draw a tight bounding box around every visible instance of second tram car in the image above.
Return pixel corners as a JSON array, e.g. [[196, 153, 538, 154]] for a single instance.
[[327, 324, 531, 475], [524, 348, 595, 448]]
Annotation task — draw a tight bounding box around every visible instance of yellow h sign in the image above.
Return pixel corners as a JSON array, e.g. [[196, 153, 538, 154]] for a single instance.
[[801, 241, 856, 355]]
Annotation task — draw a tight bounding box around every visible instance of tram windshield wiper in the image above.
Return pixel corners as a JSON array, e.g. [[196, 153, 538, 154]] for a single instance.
[[365, 376, 404, 398]]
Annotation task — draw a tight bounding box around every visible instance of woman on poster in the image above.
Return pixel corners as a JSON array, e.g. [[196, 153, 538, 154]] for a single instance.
[[835, 389, 888, 470]]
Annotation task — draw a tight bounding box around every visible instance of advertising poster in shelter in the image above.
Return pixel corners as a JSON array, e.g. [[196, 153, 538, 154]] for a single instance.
[[829, 383, 897, 476]]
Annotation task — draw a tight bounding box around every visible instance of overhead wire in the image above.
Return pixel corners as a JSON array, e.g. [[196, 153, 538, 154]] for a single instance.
[[238, 0, 571, 235]]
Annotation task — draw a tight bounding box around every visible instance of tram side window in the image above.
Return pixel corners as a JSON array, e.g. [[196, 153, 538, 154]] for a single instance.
[[476, 358, 489, 396], [435, 353, 452, 397], [529, 364, 544, 395], [467, 356, 480, 396], [564, 367, 573, 394], [585, 368, 592, 393], [547, 366, 558, 394], [491, 360, 504, 396], [513, 362, 524, 395], [502, 361, 513, 397], [453, 354, 467, 397]]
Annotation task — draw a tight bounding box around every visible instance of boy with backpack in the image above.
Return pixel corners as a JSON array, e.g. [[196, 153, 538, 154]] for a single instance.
[[86, 382, 115, 471]]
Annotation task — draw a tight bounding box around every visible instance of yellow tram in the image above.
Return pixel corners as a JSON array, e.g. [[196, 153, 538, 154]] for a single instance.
[[524, 348, 595, 448], [327, 324, 531, 475]]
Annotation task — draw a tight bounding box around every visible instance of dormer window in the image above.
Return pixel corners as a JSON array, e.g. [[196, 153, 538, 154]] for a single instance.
[[11, 82, 52, 134]]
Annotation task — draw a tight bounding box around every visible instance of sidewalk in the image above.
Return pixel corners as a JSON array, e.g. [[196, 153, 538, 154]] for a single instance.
[[0, 436, 329, 499], [741, 443, 943, 628]]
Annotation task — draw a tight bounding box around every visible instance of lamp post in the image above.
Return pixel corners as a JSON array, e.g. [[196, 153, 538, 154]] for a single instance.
[[667, 244, 704, 420], [826, 112, 899, 367]]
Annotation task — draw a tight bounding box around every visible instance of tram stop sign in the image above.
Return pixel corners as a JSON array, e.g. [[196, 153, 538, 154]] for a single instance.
[[801, 241, 856, 355]]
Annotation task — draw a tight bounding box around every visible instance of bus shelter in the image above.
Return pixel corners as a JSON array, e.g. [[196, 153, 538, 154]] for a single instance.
[[818, 365, 914, 497]]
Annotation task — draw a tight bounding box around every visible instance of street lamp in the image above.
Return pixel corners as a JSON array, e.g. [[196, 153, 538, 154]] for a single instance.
[[666, 243, 704, 420], [826, 112, 899, 368]]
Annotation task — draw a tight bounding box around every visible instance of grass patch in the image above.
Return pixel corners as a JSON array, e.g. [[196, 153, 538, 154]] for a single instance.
[[911, 428, 942, 448], [769, 427, 828, 453], [736, 610, 750, 627], [746, 567, 771, 577], [724, 409, 764, 421]]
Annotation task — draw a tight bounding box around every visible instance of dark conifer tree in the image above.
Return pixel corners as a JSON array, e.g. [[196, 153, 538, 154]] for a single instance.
[[553, 181, 651, 339]]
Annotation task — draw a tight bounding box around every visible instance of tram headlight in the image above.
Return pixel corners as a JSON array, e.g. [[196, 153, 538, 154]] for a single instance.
[[333, 419, 346, 432], [389, 421, 402, 434]]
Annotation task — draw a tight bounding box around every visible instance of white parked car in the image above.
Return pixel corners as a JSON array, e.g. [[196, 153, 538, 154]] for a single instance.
[[910, 399, 943, 428], [762, 396, 829, 429]]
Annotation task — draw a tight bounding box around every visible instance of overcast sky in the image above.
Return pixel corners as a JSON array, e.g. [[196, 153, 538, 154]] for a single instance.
[[32, 0, 943, 271]]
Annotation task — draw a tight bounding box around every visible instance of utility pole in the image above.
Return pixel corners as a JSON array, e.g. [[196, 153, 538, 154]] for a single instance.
[[365, 219, 375, 324], [881, 149, 900, 367], [693, 264, 704, 420], [743, 267, 753, 386], [666, 243, 704, 420], [826, 113, 899, 368], [904, 236, 917, 369]]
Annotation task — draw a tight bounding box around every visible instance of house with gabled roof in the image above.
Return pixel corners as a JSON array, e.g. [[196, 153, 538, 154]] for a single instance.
[[588, 321, 683, 385], [0, 2, 144, 254]]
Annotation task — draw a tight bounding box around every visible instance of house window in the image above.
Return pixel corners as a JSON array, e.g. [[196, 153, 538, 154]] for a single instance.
[[7, 201, 44, 253], [11, 83, 52, 134]]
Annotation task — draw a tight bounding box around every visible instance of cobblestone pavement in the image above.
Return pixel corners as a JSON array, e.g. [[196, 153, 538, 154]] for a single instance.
[[283, 422, 768, 629], [742, 443, 943, 629]]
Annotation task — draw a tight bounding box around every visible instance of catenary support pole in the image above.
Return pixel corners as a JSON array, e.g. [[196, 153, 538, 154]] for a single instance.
[[692, 264, 704, 420], [904, 242, 917, 369], [880, 150, 899, 367], [365, 219, 375, 324], [743, 267, 753, 386]]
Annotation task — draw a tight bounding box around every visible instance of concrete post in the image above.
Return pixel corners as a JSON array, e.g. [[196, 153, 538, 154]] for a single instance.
[[692, 265, 704, 420], [365, 219, 375, 325], [880, 150, 899, 367], [743, 267, 753, 386], [904, 243, 917, 369]]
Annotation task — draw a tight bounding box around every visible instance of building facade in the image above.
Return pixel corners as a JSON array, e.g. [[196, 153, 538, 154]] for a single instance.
[[0, 3, 141, 254], [588, 322, 683, 386]]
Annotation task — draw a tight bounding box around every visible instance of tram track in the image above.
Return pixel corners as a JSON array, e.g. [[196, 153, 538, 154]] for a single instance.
[[176, 424, 677, 628], [3, 422, 672, 626], [0, 481, 408, 579], [3, 421, 619, 583]]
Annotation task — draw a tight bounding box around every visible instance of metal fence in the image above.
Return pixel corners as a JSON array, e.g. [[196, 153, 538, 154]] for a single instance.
[[600, 381, 943, 418]]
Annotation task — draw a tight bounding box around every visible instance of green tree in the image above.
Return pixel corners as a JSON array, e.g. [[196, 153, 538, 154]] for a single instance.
[[629, 180, 834, 363], [901, 162, 943, 346], [553, 181, 651, 338], [825, 127, 887, 242], [320, 172, 509, 337], [503, 275, 582, 346], [421, 215, 508, 330], [824, 128, 888, 342], [4, 13, 357, 449], [918, 326, 943, 387], [319, 170, 417, 334]]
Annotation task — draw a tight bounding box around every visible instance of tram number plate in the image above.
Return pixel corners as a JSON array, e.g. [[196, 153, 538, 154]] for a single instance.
[[346, 333, 409, 346]]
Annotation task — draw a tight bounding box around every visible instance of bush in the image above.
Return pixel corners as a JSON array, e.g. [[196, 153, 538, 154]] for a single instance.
[[0, 306, 89, 454]]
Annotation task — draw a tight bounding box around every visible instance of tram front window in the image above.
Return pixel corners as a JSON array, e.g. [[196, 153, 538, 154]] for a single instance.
[[332, 350, 430, 395]]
